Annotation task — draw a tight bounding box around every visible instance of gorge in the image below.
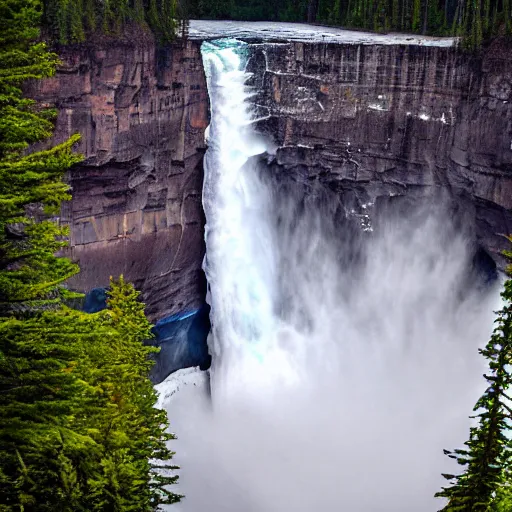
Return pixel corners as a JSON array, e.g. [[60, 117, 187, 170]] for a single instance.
[[29, 20, 512, 384], [6, 0, 512, 501], [24, 18, 512, 510], [157, 36, 502, 511]]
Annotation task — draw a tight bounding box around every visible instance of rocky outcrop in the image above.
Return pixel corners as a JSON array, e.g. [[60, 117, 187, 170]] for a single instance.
[[249, 40, 512, 267], [28, 39, 209, 322]]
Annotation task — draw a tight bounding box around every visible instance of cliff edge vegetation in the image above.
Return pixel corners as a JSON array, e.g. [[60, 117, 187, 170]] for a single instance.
[[43, 0, 187, 44], [192, 0, 512, 48]]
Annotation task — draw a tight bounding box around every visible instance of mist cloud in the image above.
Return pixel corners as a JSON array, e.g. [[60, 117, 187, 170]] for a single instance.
[[163, 206, 500, 512]]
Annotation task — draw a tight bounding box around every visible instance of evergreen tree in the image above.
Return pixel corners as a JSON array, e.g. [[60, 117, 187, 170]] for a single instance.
[[496, 483, 512, 511], [147, 0, 179, 44], [76, 276, 181, 511], [0, 0, 82, 314], [0, 310, 110, 510], [0, 283, 182, 510], [0, 1, 181, 509], [0, 2, 87, 507], [436, 249, 512, 511], [198, 0, 235, 19], [308, 0, 320, 21], [43, 0, 184, 44]]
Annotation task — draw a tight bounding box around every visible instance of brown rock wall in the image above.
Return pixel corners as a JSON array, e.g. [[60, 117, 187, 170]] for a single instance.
[[250, 40, 512, 265], [28, 40, 209, 320], [26, 34, 512, 324]]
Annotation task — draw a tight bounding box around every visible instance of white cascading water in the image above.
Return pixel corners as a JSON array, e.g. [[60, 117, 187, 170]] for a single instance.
[[201, 40, 282, 401], [159, 39, 502, 512], [202, 40, 309, 402]]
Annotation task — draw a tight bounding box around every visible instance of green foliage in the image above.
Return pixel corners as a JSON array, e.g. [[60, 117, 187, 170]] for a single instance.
[[0, 310, 110, 510], [0, 1, 181, 509], [0, 283, 181, 510], [329, 0, 342, 24], [96, 276, 181, 510], [0, 0, 82, 313], [43, 0, 183, 44], [198, 0, 235, 18], [412, 0, 421, 31], [147, 0, 179, 45], [435, 246, 512, 511], [279, 0, 308, 22], [496, 483, 512, 511], [188, 0, 512, 47], [0, 1, 60, 158]]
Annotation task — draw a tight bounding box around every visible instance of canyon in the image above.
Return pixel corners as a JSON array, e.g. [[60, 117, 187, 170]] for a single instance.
[[28, 21, 512, 381]]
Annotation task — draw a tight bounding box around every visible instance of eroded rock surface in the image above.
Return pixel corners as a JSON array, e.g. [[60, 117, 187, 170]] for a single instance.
[[25, 27, 512, 379], [249, 40, 512, 267], [28, 40, 209, 321]]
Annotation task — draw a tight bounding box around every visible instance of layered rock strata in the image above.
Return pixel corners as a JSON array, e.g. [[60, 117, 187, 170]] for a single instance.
[[26, 27, 512, 379], [249, 39, 512, 266], [28, 39, 209, 321]]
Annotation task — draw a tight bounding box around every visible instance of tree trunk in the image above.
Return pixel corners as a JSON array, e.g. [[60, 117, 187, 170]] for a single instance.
[[307, 0, 320, 22], [423, 0, 429, 34]]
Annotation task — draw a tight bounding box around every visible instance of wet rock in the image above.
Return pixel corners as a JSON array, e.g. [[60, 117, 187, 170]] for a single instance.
[[249, 40, 512, 267], [149, 303, 211, 383], [24, 26, 512, 379]]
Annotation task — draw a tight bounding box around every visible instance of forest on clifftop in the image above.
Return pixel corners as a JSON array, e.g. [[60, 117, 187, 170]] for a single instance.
[[37, 0, 512, 48], [191, 0, 512, 47]]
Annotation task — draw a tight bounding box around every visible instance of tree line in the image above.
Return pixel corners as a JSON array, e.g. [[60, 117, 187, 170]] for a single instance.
[[42, 0, 186, 44], [36, 0, 512, 49], [0, 0, 180, 509], [33, 0, 512, 49], [191, 0, 512, 47]]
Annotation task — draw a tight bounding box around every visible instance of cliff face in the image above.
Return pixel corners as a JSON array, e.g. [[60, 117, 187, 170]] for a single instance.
[[26, 29, 512, 379], [249, 40, 512, 267], [28, 39, 209, 322]]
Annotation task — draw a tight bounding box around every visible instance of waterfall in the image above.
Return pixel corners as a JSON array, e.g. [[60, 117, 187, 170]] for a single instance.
[[201, 40, 309, 403], [159, 39, 501, 512], [201, 40, 280, 402]]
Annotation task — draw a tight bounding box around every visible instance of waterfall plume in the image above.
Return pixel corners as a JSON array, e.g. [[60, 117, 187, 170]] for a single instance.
[[159, 39, 500, 512]]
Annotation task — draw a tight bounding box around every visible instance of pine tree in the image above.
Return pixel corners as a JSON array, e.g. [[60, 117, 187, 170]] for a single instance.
[[0, 280, 183, 510], [100, 276, 181, 509], [496, 483, 512, 511], [0, 2, 182, 509], [0, 0, 82, 315], [307, 0, 320, 21], [0, 284, 182, 510], [436, 256, 512, 511], [392, 0, 400, 29], [0, 310, 110, 510], [412, 0, 421, 31], [42, 0, 184, 44], [505, 0, 512, 34], [0, 2, 89, 508], [69, 276, 181, 510]]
